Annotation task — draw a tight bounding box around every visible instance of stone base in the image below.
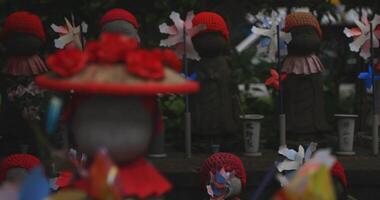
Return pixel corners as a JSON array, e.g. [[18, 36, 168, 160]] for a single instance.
[[243, 152, 262, 157], [336, 151, 356, 156], [148, 153, 167, 158]]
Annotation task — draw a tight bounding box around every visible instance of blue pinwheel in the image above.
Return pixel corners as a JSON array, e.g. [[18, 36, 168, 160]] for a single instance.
[[19, 166, 49, 200], [358, 65, 380, 92]]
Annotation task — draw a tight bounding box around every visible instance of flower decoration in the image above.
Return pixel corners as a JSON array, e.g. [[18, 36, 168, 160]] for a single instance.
[[343, 14, 380, 59], [206, 168, 233, 200], [236, 11, 291, 61], [47, 48, 89, 77], [47, 33, 181, 81], [159, 11, 206, 61], [265, 68, 287, 90], [153, 49, 182, 72], [358, 65, 380, 92], [126, 50, 165, 80], [51, 17, 88, 50]]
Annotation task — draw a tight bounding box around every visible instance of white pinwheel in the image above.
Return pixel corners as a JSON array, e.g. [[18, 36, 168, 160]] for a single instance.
[[343, 14, 380, 59], [236, 11, 291, 61], [51, 17, 88, 50], [159, 11, 206, 61], [276, 142, 336, 186]]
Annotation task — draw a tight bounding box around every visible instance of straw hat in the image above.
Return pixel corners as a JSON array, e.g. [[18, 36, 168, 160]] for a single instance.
[[36, 33, 199, 95]]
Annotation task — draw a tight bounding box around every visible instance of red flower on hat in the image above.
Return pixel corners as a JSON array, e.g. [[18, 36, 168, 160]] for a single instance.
[[153, 49, 182, 72], [265, 68, 287, 90], [126, 50, 165, 80], [85, 41, 100, 62], [47, 48, 89, 77], [94, 33, 138, 63]]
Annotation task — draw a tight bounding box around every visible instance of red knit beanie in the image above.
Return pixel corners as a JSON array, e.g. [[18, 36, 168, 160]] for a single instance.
[[284, 12, 322, 38], [2, 11, 45, 41], [192, 12, 229, 40], [200, 153, 246, 188], [0, 154, 41, 183], [100, 8, 139, 29], [331, 160, 348, 187]]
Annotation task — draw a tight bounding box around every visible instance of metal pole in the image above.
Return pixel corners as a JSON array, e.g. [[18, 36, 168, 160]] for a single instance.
[[277, 25, 286, 146], [370, 23, 378, 155], [183, 24, 192, 158]]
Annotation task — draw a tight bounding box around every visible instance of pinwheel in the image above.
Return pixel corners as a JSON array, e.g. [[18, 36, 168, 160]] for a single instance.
[[19, 166, 50, 200], [276, 143, 318, 173], [51, 17, 88, 50], [276, 143, 336, 187], [159, 11, 206, 158], [236, 11, 291, 61], [206, 168, 233, 200], [358, 65, 380, 92], [343, 14, 380, 59], [276, 151, 336, 200], [344, 14, 380, 155], [159, 11, 206, 61], [265, 68, 287, 90]]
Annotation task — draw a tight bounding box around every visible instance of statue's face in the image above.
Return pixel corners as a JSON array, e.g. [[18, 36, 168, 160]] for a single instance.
[[72, 96, 152, 164], [287, 26, 321, 56], [192, 32, 228, 58], [102, 20, 140, 42], [5, 168, 28, 185], [3, 33, 43, 56]]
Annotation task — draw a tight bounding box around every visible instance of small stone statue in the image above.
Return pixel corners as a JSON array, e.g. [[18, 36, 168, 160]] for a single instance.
[[282, 12, 329, 140], [200, 152, 246, 200], [190, 12, 240, 152], [36, 33, 199, 199], [0, 12, 49, 154], [100, 8, 140, 42]]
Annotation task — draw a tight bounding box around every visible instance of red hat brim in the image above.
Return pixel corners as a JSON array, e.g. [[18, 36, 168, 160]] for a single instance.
[[36, 72, 199, 96]]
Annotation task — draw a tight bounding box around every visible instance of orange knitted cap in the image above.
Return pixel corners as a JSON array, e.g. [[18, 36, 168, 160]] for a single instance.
[[2, 11, 45, 41], [200, 152, 246, 188], [192, 12, 229, 40], [284, 12, 322, 38]]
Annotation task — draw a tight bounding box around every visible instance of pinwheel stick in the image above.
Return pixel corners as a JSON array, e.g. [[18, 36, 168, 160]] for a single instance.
[[276, 25, 286, 146], [370, 23, 379, 155], [183, 24, 192, 158]]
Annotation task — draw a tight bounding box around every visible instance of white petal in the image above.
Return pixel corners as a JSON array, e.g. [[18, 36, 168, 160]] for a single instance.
[[81, 22, 88, 33], [349, 35, 368, 52], [235, 33, 260, 53], [278, 146, 298, 160], [304, 142, 318, 161], [184, 11, 195, 30], [277, 160, 301, 172], [160, 35, 183, 47], [159, 23, 177, 35], [54, 33, 74, 49]]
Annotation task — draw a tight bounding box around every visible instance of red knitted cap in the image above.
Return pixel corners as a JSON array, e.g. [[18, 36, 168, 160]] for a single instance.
[[192, 12, 229, 40], [2, 11, 45, 41], [331, 160, 348, 187], [0, 154, 41, 183], [284, 12, 322, 38], [100, 8, 139, 29], [200, 153, 246, 188]]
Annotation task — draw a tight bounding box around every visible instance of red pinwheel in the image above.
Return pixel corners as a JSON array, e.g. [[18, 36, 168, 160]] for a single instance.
[[265, 68, 287, 90]]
